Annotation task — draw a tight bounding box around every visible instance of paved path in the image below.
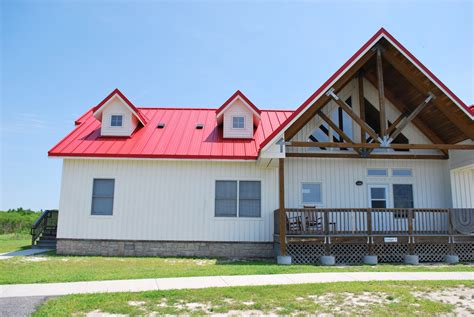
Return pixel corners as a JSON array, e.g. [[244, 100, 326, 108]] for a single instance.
[[1, 271, 473, 298], [0, 248, 52, 260], [0, 296, 52, 317]]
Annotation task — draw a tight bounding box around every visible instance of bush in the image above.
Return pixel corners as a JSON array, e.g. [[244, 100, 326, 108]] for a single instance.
[[0, 208, 42, 234]]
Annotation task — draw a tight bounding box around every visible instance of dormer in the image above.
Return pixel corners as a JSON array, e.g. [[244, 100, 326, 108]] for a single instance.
[[92, 89, 147, 137], [216, 90, 261, 139]]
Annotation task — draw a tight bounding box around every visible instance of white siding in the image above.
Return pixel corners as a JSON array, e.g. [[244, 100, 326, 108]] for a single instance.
[[223, 99, 254, 139], [58, 159, 278, 242], [450, 167, 474, 208], [100, 96, 138, 136], [284, 158, 451, 208]]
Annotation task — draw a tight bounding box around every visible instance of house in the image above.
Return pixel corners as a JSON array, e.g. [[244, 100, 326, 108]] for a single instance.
[[44, 28, 474, 264]]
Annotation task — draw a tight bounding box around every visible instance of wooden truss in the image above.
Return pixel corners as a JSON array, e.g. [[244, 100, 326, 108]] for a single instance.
[[286, 46, 473, 160]]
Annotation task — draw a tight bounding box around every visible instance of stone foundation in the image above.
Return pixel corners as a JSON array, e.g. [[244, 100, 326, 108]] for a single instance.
[[57, 239, 274, 258]]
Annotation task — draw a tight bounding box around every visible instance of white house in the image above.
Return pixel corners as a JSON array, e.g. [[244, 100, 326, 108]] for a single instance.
[[45, 28, 474, 264]]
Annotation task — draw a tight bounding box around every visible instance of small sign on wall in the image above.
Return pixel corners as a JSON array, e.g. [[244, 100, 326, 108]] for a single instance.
[[384, 237, 398, 243]]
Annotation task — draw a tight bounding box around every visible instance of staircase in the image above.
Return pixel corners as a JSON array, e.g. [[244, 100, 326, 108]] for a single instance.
[[31, 210, 58, 249]]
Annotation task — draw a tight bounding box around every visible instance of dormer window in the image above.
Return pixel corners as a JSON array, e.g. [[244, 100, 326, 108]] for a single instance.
[[232, 116, 245, 129], [111, 115, 123, 127]]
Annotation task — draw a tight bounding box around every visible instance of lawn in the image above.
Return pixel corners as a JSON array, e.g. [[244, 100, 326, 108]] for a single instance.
[[0, 233, 31, 254], [33, 280, 474, 316], [1, 253, 472, 285]]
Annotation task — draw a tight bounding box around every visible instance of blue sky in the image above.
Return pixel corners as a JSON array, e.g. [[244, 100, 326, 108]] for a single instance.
[[1, 0, 473, 210]]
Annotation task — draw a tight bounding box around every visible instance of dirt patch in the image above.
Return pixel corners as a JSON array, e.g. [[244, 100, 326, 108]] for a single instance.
[[413, 285, 474, 316], [306, 292, 396, 315], [21, 256, 48, 262]]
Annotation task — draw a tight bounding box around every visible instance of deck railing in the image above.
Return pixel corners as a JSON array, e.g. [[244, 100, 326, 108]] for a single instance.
[[274, 208, 473, 236]]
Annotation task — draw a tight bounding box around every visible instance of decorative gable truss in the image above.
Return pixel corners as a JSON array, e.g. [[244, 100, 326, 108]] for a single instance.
[[216, 90, 261, 139], [92, 89, 148, 137], [259, 28, 474, 160]]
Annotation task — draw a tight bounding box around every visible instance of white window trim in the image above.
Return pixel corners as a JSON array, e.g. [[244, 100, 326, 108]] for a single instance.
[[231, 116, 245, 130], [213, 179, 262, 219], [90, 178, 115, 216], [300, 182, 323, 206], [109, 113, 125, 128], [367, 184, 391, 208], [367, 168, 389, 177], [392, 168, 413, 177]]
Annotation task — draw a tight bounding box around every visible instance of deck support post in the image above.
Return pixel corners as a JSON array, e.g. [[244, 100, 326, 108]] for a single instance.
[[277, 158, 288, 262]]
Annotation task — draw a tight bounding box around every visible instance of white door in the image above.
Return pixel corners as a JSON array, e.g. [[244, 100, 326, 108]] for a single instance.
[[368, 184, 389, 208]]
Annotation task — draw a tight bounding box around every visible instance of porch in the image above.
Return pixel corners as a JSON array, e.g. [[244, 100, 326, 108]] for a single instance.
[[274, 208, 474, 264]]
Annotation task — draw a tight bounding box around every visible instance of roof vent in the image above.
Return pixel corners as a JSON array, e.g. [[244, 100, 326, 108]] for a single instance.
[[157, 123, 165, 129], [196, 123, 204, 129]]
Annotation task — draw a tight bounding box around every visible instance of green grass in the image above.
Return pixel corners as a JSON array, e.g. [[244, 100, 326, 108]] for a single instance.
[[1, 253, 472, 285], [34, 280, 474, 316], [0, 233, 31, 254]]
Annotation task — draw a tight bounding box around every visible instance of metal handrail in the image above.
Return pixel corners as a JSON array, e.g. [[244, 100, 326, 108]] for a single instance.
[[31, 209, 58, 245]]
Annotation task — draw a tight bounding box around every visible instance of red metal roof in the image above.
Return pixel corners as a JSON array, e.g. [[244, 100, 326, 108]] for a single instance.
[[49, 107, 292, 159]]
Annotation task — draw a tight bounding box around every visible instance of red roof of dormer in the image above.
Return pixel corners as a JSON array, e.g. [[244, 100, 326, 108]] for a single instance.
[[92, 88, 148, 125]]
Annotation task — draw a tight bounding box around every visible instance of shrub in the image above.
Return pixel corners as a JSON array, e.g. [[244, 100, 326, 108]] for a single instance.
[[0, 208, 42, 234]]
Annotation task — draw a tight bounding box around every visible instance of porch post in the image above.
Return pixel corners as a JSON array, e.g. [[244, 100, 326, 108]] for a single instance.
[[278, 158, 287, 256]]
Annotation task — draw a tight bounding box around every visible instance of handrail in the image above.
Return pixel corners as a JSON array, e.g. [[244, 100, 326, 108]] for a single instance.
[[31, 209, 58, 246], [274, 208, 473, 237]]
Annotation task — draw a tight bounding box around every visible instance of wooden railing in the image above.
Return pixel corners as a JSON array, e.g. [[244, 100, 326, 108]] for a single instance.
[[274, 208, 474, 236]]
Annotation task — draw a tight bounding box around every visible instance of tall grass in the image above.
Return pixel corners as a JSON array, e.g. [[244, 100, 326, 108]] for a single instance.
[[0, 208, 41, 234]]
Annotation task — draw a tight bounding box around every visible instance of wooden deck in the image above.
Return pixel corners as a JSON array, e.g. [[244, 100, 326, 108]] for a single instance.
[[274, 208, 474, 264]]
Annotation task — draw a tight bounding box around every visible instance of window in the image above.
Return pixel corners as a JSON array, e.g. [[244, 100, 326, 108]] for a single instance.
[[232, 116, 245, 129], [367, 169, 388, 177], [308, 97, 353, 151], [301, 183, 322, 205], [368, 185, 388, 208], [239, 181, 261, 217], [215, 181, 238, 217], [91, 179, 115, 215], [215, 180, 261, 217], [392, 168, 412, 177], [111, 115, 123, 127]]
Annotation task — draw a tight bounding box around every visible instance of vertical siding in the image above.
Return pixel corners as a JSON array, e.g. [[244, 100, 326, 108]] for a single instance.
[[285, 158, 451, 208], [58, 159, 278, 242], [101, 96, 138, 136], [450, 167, 474, 208], [223, 99, 254, 139]]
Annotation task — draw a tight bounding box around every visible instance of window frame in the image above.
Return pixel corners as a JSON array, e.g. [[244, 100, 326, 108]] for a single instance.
[[367, 184, 389, 209], [231, 116, 245, 129], [392, 168, 413, 177], [300, 182, 323, 206], [214, 179, 262, 219], [367, 168, 389, 177], [91, 178, 115, 216], [110, 114, 124, 127]]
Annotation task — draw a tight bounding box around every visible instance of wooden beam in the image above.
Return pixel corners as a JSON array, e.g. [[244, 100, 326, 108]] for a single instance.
[[364, 72, 449, 156], [327, 89, 380, 142], [286, 152, 447, 160], [382, 50, 474, 140], [384, 112, 405, 136], [288, 141, 474, 150], [389, 94, 433, 141], [358, 72, 365, 142], [278, 158, 286, 256], [318, 111, 355, 144], [376, 47, 387, 135], [284, 49, 376, 141]]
